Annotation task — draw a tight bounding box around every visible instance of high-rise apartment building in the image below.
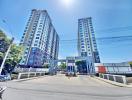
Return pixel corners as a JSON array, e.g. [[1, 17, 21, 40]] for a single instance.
[[78, 17, 100, 63], [20, 9, 59, 67]]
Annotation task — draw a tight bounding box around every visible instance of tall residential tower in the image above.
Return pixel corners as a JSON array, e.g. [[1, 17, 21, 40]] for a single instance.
[[78, 17, 100, 63], [20, 9, 59, 67]]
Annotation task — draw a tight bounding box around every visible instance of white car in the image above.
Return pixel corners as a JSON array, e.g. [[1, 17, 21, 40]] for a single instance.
[[0, 75, 11, 82]]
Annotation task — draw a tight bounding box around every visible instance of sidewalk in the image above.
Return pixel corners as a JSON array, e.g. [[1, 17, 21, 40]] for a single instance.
[[92, 76, 132, 88]]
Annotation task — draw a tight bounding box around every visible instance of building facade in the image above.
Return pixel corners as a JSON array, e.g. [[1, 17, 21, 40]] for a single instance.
[[78, 17, 100, 63], [20, 9, 59, 68]]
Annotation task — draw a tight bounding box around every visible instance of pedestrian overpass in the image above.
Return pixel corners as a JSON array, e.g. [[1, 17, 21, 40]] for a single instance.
[[46, 56, 96, 74]]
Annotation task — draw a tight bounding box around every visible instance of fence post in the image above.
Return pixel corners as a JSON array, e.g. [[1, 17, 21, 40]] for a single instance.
[[113, 75, 116, 82], [102, 74, 104, 79], [34, 73, 36, 77], [28, 72, 30, 78], [107, 74, 109, 80], [18, 73, 22, 79], [122, 76, 127, 84]]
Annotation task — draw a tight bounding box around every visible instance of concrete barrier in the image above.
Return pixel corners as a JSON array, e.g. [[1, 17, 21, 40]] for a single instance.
[[126, 77, 132, 84], [14, 68, 49, 73], [99, 73, 127, 84], [12, 68, 50, 80], [17, 72, 46, 79]]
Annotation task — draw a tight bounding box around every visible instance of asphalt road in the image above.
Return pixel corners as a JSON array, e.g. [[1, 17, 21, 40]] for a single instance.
[[0, 74, 132, 100]]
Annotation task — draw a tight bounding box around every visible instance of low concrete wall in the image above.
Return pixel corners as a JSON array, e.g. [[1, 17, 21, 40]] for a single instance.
[[127, 77, 132, 83], [99, 73, 127, 84], [17, 72, 46, 79]]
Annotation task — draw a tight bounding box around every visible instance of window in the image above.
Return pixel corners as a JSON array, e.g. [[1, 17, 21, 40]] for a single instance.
[[81, 46, 85, 48], [81, 40, 84, 43], [37, 31, 41, 33], [32, 28, 35, 30], [38, 28, 41, 30], [35, 21, 38, 23], [81, 43, 84, 45], [80, 32, 83, 35], [39, 25, 43, 27], [36, 37, 39, 39], [91, 29, 94, 32], [82, 49, 85, 51], [34, 44, 37, 46], [35, 40, 38, 43], [28, 41, 31, 43], [36, 34, 40, 36], [94, 43, 96, 45]]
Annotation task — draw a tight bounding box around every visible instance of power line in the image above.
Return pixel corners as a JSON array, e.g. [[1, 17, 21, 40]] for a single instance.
[[97, 26, 132, 33], [60, 25, 132, 42], [59, 35, 132, 46], [60, 35, 132, 42], [2, 19, 13, 36]]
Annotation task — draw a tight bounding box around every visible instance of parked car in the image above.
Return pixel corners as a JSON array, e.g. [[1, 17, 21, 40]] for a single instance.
[[0, 75, 11, 82]]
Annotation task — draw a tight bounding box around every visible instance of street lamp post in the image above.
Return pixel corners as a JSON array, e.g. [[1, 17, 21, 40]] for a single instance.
[[0, 19, 14, 75], [0, 38, 14, 75]]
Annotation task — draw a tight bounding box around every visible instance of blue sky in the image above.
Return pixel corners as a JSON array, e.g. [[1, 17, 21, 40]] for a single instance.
[[0, 0, 132, 62]]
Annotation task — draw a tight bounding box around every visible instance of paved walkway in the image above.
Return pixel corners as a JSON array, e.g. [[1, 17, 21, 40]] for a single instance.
[[0, 74, 132, 100], [23, 74, 115, 87]]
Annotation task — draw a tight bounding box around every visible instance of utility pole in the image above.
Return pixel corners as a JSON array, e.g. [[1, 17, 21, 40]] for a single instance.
[[0, 38, 14, 75], [0, 19, 14, 75]]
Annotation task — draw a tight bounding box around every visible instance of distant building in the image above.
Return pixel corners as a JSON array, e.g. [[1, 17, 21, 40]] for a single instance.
[[19, 9, 59, 68], [78, 17, 100, 63], [94, 63, 132, 75], [65, 56, 95, 74]]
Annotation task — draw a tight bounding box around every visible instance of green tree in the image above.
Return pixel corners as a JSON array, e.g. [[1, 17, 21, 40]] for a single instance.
[[0, 29, 10, 66], [75, 60, 87, 73], [10, 44, 23, 63], [0, 29, 24, 74], [2, 44, 23, 74], [129, 62, 132, 68], [0, 52, 4, 64], [0, 30, 10, 53], [0, 52, 4, 59], [0, 30, 6, 38], [59, 63, 66, 69], [42, 64, 50, 68]]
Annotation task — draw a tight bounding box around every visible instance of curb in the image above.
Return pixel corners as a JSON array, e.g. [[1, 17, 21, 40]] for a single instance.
[[93, 76, 132, 88]]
